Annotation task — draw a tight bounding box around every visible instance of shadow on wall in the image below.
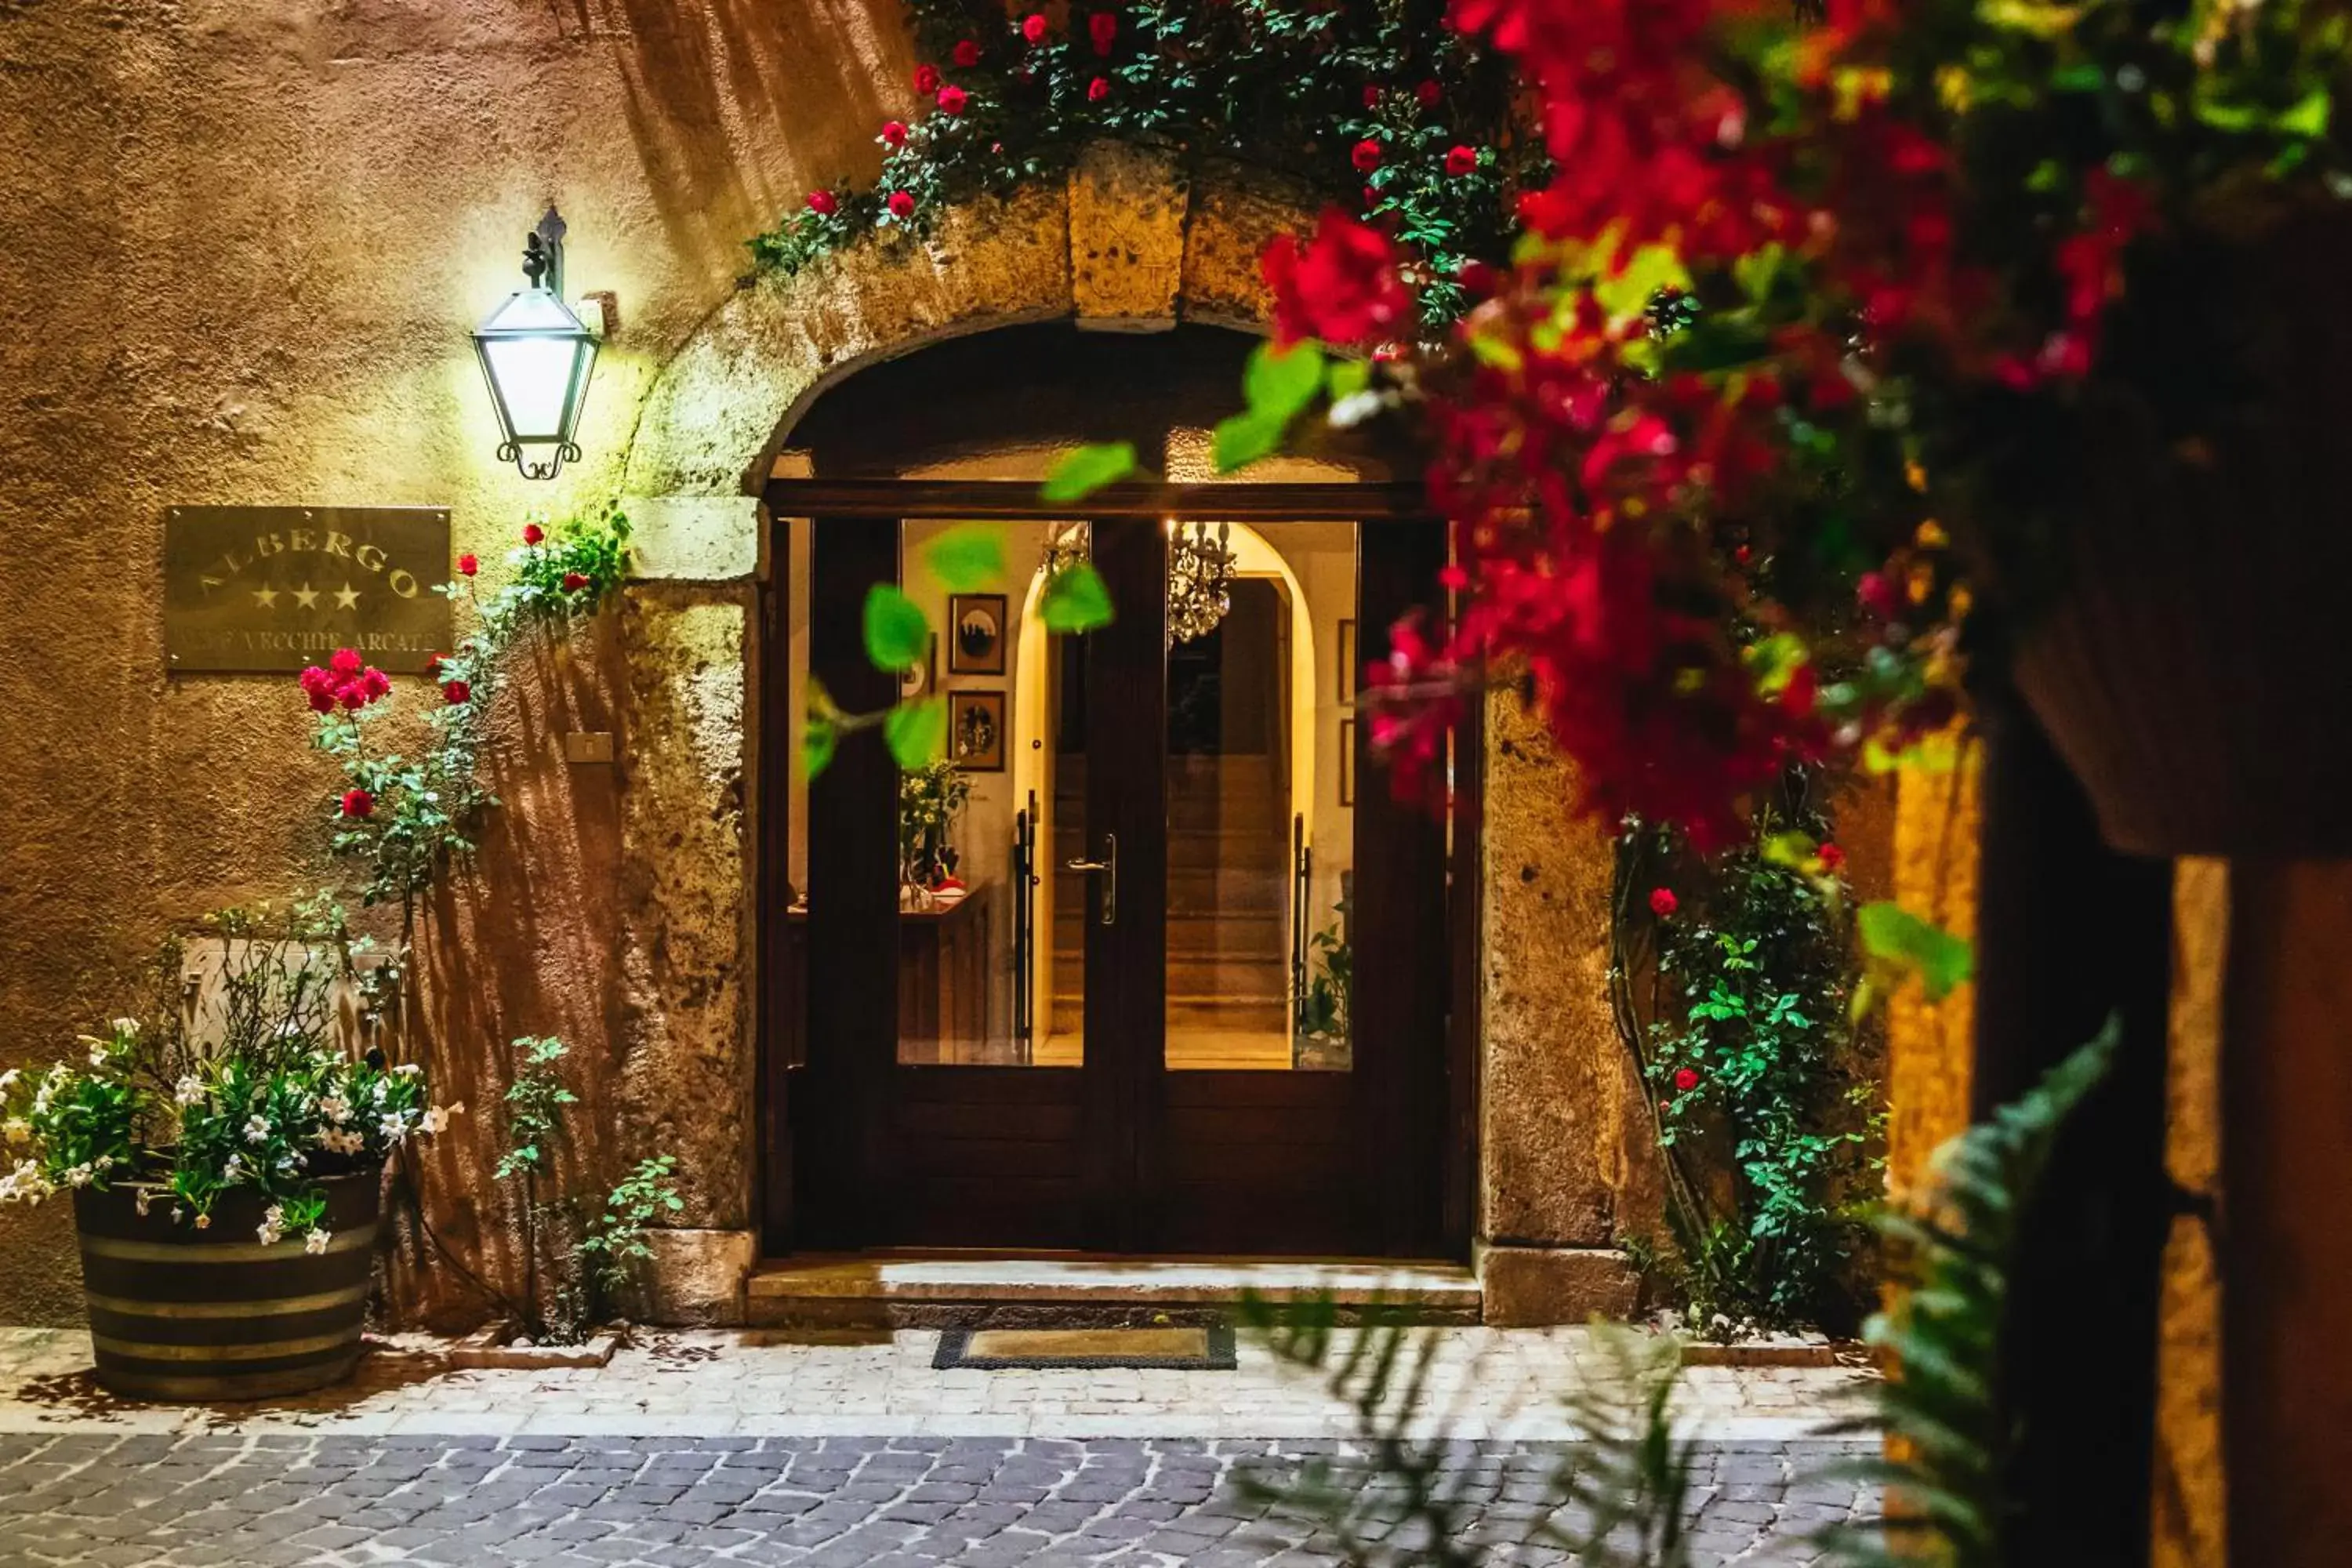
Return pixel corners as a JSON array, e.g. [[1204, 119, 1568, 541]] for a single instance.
[[387, 616, 629, 1332], [597, 0, 912, 280]]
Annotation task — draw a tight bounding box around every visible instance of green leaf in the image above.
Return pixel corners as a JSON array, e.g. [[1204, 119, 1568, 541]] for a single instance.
[[921, 524, 1004, 591], [1212, 408, 1287, 473], [862, 584, 929, 673], [1326, 358, 1372, 401], [1038, 562, 1114, 633], [802, 677, 840, 779], [2278, 85, 2332, 138], [1245, 339, 1326, 424], [1042, 441, 1138, 503], [1593, 241, 1692, 321], [1859, 901, 1976, 1000], [884, 696, 947, 770]]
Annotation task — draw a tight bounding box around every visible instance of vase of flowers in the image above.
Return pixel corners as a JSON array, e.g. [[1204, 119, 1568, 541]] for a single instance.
[[899, 759, 975, 903], [0, 897, 454, 1400]]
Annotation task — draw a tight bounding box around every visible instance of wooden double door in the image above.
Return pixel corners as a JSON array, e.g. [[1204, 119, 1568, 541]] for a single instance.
[[774, 492, 1463, 1258]]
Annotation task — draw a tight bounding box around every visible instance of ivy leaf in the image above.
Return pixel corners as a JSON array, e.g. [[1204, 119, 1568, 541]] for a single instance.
[[922, 524, 1004, 591], [1213, 408, 1287, 472], [884, 696, 948, 771], [1858, 902, 1975, 1001], [862, 584, 929, 673], [1039, 562, 1115, 633], [1043, 441, 1138, 503]]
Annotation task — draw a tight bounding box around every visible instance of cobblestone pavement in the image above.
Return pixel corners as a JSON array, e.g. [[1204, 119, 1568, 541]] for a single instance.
[[0, 1431, 1876, 1567]]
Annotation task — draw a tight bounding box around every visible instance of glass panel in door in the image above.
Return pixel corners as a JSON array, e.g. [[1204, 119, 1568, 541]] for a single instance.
[[1163, 521, 1357, 1072]]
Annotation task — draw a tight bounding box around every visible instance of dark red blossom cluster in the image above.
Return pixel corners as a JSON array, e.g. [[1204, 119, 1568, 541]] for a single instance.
[[298, 648, 390, 717]]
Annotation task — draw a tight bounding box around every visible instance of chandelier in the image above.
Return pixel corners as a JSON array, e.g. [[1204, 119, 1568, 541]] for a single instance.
[[1040, 519, 1091, 578], [1167, 521, 1237, 643]]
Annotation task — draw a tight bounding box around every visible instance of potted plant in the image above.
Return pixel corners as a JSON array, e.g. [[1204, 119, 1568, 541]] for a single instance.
[[0, 897, 454, 1401], [899, 758, 975, 905]]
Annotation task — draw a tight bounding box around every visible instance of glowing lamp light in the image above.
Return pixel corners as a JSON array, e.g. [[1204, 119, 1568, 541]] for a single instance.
[[472, 207, 601, 481]]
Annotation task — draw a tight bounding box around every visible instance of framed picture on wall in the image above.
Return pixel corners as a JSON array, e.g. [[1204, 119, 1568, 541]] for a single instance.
[[1338, 718, 1356, 807], [952, 689, 1007, 772], [949, 593, 1008, 675], [1337, 619, 1358, 703]]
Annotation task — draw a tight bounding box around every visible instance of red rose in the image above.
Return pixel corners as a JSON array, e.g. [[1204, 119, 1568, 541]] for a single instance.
[[887, 190, 916, 219], [561, 572, 590, 593], [881, 119, 908, 148], [1088, 10, 1117, 54], [953, 38, 981, 67], [1022, 12, 1047, 43], [339, 789, 374, 818], [1261, 208, 1412, 348], [805, 189, 838, 216], [307, 688, 335, 715], [1087, 75, 1110, 102], [456, 553, 478, 577], [361, 666, 390, 700], [522, 523, 546, 546], [1817, 843, 1847, 873], [913, 63, 940, 94], [1361, 84, 1381, 110], [1445, 144, 1479, 177], [423, 653, 446, 680], [337, 681, 368, 710], [936, 83, 967, 115], [441, 679, 471, 705], [1857, 571, 1899, 619], [1673, 1066, 1700, 1092], [1650, 887, 1679, 918], [330, 647, 363, 677], [1456, 258, 1496, 296], [1362, 183, 1379, 207], [299, 664, 332, 695], [1351, 137, 1382, 173], [1414, 78, 1442, 110]]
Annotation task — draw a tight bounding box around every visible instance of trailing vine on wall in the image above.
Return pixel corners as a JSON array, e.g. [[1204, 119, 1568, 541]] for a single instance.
[[1610, 777, 1884, 1337], [752, 0, 1533, 331]]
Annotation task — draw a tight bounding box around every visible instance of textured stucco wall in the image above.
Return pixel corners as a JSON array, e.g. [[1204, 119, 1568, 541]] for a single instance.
[[0, 0, 915, 1325]]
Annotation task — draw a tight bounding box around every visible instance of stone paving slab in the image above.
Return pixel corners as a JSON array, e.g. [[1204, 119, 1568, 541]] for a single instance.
[[0, 1328, 1872, 1442], [0, 1432, 1878, 1566]]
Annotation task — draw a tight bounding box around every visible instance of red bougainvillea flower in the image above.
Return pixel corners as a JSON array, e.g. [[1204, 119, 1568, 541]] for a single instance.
[[935, 83, 968, 115], [1415, 78, 1442, 110], [952, 38, 981, 67], [521, 522, 545, 546], [456, 553, 478, 577], [339, 789, 374, 819], [1817, 842, 1846, 872], [805, 189, 837, 216], [1087, 76, 1111, 102], [1022, 12, 1048, 44], [880, 119, 908, 148], [1089, 11, 1118, 55], [887, 190, 916, 219], [1673, 1066, 1700, 1092], [912, 63, 940, 94], [1445, 144, 1479, 177], [1650, 887, 1679, 918], [561, 572, 590, 593], [1261, 208, 1412, 347], [1350, 137, 1382, 173], [441, 679, 471, 706]]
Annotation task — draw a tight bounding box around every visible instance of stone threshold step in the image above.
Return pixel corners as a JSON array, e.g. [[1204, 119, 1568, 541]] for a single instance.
[[746, 1255, 1481, 1329]]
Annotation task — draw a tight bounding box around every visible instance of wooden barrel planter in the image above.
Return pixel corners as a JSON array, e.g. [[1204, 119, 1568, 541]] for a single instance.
[[2007, 200, 2352, 858], [72, 1169, 381, 1401]]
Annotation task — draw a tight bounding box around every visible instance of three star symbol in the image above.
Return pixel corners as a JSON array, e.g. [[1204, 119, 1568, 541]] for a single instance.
[[250, 581, 360, 612]]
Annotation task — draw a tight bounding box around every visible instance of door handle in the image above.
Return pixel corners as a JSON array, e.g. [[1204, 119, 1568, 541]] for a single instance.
[[1065, 833, 1116, 927]]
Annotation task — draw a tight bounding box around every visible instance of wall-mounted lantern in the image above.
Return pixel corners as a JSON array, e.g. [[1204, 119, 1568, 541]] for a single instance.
[[471, 207, 601, 481]]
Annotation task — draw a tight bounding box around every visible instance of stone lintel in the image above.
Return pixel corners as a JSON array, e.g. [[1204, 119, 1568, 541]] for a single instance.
[[1069, 141, 1187, 328], [1475, 1241, 1640, 1327], [626, 494, 759, 583]]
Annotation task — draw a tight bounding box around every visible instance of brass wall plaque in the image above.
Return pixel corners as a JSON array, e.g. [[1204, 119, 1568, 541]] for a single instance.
[[165, 506, 453, 674]]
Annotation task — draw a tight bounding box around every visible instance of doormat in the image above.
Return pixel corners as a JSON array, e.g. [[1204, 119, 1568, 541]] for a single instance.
[[931, 1326, 1237, 1371]]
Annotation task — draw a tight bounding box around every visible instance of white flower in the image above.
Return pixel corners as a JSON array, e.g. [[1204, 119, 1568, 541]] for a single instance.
[[86, 1043, 108, 1069], [110, 1017, 140, 1038], [133, 1188, 151, 1216], [378, 1112, 408, 1145], [0, 1068, 19, 1093], [319, 1092, 351, 1125], [303, 1228, 332, 1255], [394, 1062, 423, 1078], [2, 1119, 27, 1145], [263, 1203, 285, 1227], [420, 1103, 463, 1135], [220, 1154, 245, 1182], [242, 1116, 270, 1145], [256, 1220, 283, 1247], [63, 1163, 93, 1189], [372, 1080, 390, 1105], [174, 1076, 204, 1107], [0, 1159, 52, 1206], [193, 1211, 211, 1229]]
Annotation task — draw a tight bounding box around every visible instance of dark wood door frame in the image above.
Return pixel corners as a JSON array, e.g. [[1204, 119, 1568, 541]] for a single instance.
[[757, 484, 1483, 1259]]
